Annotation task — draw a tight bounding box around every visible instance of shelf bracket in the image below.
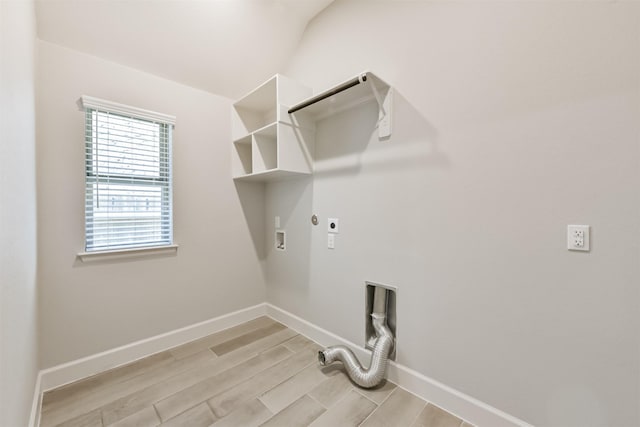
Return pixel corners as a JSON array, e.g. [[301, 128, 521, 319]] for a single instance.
[[370, 80, 393, 139]]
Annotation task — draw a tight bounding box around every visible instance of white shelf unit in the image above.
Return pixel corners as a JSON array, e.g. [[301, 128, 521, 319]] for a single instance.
[[232, 74, 314, 181]]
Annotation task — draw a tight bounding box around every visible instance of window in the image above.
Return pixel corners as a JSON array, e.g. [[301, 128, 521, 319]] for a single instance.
[[81, 96, 175, 252]]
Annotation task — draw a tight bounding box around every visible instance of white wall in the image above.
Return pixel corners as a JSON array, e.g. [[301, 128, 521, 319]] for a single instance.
[[37, 41, 267, 368], [266, 1, 640, 426], [0, 0, 39, 425], [35, 0, 334, 100]]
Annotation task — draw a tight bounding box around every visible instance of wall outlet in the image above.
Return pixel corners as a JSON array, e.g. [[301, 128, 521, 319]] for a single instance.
[[568, 225, 590, 251]]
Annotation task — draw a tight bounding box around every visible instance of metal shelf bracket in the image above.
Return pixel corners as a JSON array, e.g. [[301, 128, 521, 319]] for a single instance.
[[370, 81, 393, 139]]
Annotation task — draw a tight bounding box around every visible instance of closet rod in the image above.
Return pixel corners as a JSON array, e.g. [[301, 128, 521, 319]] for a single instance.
[[288, 73, 367, 114]]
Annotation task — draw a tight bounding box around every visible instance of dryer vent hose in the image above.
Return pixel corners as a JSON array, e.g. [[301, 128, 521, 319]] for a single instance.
[[318, 312, 393, 389]]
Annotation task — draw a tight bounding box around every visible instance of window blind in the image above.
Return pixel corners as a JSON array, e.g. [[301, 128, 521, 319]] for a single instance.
[[82, 97, 174, 252]]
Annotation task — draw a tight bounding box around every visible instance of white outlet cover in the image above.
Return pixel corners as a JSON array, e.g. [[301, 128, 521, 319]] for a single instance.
[[567, 225, 590, 251], [328, 218, 339, 234]]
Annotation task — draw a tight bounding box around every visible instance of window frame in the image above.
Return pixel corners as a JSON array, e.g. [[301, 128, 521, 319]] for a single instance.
[[79, 96, 177, 259]]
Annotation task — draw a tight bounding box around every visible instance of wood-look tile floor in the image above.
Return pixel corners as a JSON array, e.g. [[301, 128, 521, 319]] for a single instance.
[[40, 317, 472, 427]]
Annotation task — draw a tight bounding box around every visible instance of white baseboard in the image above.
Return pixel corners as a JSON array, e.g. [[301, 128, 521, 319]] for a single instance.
[[29, 302, 531, 427], [29, 303, 267, 426], [38, 303, 267, 392], [28, 371, 43, 427], [265, 303, 533, 427]]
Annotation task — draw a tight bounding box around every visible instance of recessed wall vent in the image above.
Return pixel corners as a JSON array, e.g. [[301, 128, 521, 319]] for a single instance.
[[365, 281, 396, 360]]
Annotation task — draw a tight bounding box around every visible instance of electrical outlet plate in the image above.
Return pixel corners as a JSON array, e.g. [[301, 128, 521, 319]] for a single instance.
[[328, 218, 339, 233], [567, 225, 590, 251]]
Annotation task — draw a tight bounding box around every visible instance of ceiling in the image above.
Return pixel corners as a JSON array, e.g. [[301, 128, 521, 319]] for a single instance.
[[35, 0, 334, 99]]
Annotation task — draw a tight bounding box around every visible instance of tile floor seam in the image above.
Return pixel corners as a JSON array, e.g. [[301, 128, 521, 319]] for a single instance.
[[208, 350, 319, 418], [407, 402, 428, 427], [356, 385, 384, 407], [215, 347, 296, 392], [204, 399, 217, 421], [211, 345, 301, 397], [256, 395, 268, 411], [358, 387, 426, 427], [157, 347, 294, 421], [158, 398, 204, 425], [168, 317, 276, 360], [43, 351, 177, 406], [99, 351, 221, 425], [356, 406, 377, 426], [152, 405, 162, 426], [396, 384, 431, 405], [280, 359, 319, 386], [280, 334, 302, 352], [166, 384, 224, 421], [153, 344, 293, 417], [41, 354, 176, 416], [355, 388, 386, 427], [258, 363, 328, 414], [305, 392, 327, 410], [209, 324, 288, 357], [321, 384, 358, 411], [44, 350, 219, 427], [151, 403, 163, 426], [151, 403, 162, 425]]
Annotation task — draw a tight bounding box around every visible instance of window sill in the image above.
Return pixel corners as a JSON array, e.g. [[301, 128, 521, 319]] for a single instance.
[[77, 244, 178, 263]]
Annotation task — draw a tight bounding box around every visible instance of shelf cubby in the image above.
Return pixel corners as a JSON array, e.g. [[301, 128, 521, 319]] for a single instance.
[[253, 123, 278, 173], [232, 77, 277, 139], [232, 136, 252, 176], [231, 74, 314, 181]]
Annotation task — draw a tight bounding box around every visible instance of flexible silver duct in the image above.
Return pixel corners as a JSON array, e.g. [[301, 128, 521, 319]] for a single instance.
[[317, 312, 394, 388]]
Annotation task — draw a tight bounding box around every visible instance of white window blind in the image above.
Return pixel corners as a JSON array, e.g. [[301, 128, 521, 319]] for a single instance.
[[81, 96, 175, 252]]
